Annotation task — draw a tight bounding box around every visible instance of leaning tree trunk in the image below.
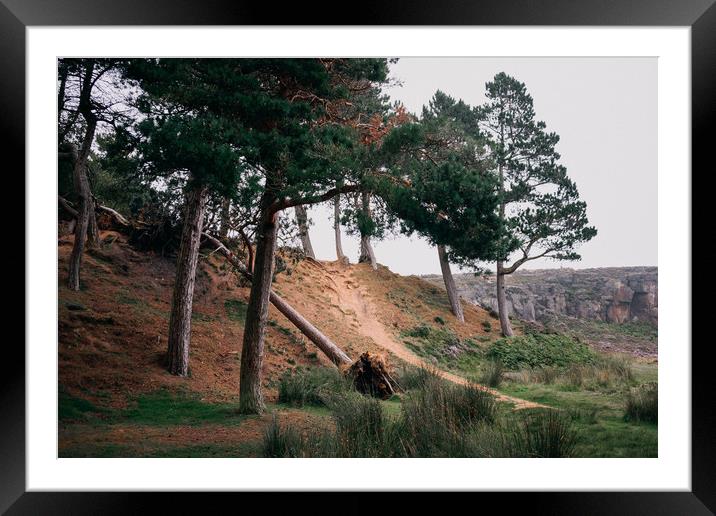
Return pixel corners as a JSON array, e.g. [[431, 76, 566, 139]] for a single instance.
[[357, 191, 377, 270], [202, 232, 352, 367], [496, 262, 514, 337], [166, 184, 209, 376], [268, 292, 352, 366], [334, 194, 346, 262], [294, 204, 315, 259], [437, 245, 464, 323], [239, 204, 280, 414]]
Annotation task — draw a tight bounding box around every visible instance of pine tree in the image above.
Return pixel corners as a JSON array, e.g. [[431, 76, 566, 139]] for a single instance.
[[378, 91, 508, 321], [478, 73, 597, 336]]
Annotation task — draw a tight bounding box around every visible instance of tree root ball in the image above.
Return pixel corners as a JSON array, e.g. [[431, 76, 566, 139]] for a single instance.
[[345, 352, 400, 399]]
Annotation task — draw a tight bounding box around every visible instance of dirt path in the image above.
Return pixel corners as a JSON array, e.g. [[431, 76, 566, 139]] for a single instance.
[[322, 262, 544, 410]]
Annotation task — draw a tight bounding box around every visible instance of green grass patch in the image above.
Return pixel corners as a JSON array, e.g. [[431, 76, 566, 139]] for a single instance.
[[488, 333, 596, 370], [224, 299, 248, 322], [401, 325, 485, 376], [58, 390, 107, 422], [498, 377, 657, 457], [120, 390, 248, 426]]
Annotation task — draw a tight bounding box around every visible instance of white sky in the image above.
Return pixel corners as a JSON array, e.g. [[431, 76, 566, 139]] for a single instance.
[[303, 57, 657, 276]]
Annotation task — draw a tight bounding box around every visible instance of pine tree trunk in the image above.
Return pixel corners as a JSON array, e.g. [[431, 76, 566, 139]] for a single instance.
[[294, 204, 315, 259], [219, 197, 231, 239], [67, 148, 90, 291], [496, 262, 514, 337], [357, 191, 377, 270], [239, 206, 279, 414], [166, 184, 209, 376], [67, 129, 97, 290], [438, 245, 464, 323], [86, 195, 100, 249], [67, 59, 98, 289], [334, 194, 345, 262]]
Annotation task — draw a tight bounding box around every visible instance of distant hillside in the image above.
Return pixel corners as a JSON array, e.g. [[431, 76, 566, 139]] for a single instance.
[[423, 267, 658, 327]]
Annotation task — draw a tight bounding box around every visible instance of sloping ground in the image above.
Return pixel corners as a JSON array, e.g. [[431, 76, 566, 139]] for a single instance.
[[58, 231, 536, 409]]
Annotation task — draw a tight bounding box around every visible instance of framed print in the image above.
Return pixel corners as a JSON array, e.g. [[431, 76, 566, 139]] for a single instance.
[[3, 0, 713, 513]]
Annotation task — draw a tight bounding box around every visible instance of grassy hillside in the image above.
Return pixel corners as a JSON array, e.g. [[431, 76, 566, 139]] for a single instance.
[[58, 231, 657, 458]]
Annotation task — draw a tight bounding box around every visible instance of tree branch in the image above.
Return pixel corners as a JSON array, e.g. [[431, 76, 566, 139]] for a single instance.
[[270, 183, 362, 214]]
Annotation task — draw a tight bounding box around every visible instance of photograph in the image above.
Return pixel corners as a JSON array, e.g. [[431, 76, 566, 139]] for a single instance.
[[56, 56, 659, 459]]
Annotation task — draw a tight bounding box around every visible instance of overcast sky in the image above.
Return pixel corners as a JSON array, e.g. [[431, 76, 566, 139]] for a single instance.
[[303, 57, 657, 276]]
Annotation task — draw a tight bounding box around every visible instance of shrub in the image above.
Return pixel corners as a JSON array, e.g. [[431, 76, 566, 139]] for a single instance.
[[277, 367, 351, 407], [624, 382, 658, 423], [480, 359, 504, 388], [487, 334, 596, 370], [481, 320, 492, 332], [504, 409, 579, 458], [434, 316, 445, 325], [406, 325, 431, 338]]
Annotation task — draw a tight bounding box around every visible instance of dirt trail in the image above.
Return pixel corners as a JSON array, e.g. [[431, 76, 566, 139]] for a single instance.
[[322, 261, 544, 410]]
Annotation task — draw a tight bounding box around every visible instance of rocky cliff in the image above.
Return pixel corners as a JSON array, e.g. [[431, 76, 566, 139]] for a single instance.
[[424, 267, 658, 326]]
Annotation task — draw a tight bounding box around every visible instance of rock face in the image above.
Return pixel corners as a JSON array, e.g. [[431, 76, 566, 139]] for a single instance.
[[424, 267, 658, 326]]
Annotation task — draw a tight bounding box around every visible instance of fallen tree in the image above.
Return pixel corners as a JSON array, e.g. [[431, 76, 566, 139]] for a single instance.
[[201, 232, 353, 367]]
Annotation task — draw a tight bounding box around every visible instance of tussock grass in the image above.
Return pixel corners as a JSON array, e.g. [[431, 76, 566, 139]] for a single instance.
[[263, 374, 503, 458], [624, 382, 658, 424], [262, 415, 305, 457], [277, 367, 352, 407], [394, 365, 442, 391], [479, 359, 504, 388], [502, 409, 579, 458]]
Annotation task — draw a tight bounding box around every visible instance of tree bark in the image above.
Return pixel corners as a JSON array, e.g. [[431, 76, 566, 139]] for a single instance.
[[166, 184, 209, 376], [239, 204, 279, 414], [202, 232, 353, 367], [496, 262, 514, 337], [358, 191, 377, 270], [334, 194, 346, 262], [219, 197, 231, 239], [86, 193, 101, 249], [437, 245, 464, 323], [294, 204, 315, 259], [67, 142, 90, 290]]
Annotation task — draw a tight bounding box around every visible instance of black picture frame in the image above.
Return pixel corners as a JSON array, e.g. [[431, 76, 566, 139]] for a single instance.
[[2, 1, 712, 513]]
